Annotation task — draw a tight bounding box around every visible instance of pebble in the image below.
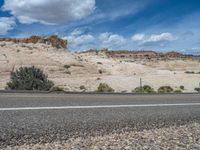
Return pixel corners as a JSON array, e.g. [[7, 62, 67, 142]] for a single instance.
[[5, 123, 200, 150]]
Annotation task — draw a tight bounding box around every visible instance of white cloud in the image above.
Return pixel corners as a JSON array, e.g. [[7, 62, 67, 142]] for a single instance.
[[132, 33, 176, 45], [0, 17, 16, 35], [67, 34, 95, 47], [69, 28, 84, 36], [99, 32, 126, 48], [147, 33, 175, 43], [131, 34, 145, 42], [3, 0, 95, 24], [63, 29, 95, 49]]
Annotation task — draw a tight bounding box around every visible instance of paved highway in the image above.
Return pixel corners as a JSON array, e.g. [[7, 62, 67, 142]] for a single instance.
[[0, 93, 200, 147]]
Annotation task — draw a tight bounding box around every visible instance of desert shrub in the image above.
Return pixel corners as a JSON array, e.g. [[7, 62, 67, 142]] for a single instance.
[[185, 71, 195, 74], [132, 85, 155, 93], [97, 62, 103, 65], [174, 89, 182, 93], [50, 86, 65, 92], [64, 65, 71, 69], [97, 83, 114, 93], [80, 85, 87, 91], [194, 88, 200, 93], [98, 70, 103, 74], [158, 86, 174, 93], [6, 66, 54, 91], [180, 85, 185, 90], [65, 70, 71, 75]]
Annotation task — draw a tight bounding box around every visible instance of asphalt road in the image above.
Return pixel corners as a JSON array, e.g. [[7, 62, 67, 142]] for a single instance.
[[0, 93, 200, 147]]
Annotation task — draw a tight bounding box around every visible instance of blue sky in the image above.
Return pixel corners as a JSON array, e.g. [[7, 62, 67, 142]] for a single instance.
[[0, 0, 200, 54]]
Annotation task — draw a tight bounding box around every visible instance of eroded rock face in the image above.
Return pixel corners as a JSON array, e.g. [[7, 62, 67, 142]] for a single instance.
[[165, 51, 183, 58], [0, 35, 67, 49], [79, 49, 187, 60]]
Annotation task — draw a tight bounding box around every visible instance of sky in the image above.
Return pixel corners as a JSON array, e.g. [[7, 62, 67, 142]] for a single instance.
[[0, 0, 200, 54]]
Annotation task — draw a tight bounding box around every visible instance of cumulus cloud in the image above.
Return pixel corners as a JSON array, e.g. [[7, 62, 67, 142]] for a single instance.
[[132, 33, 176, 45], [3, 0, 95, 24], [69, 28, 84, 36], [66, 34, 95, 47], [63, 29, 95, 49], [99, 32, 126, 48], [0, 17, 16, 35], [131, 34, 145, 42]]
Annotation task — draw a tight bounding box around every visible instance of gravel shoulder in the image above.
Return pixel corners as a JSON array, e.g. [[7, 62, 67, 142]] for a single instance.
[[5, 122, 200, 150]]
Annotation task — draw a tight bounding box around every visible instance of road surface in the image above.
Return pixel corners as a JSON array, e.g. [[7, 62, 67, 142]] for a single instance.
[[0, 93, 200, 147]]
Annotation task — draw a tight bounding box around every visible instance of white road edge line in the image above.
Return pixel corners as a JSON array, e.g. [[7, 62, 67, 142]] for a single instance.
[[1, 103, 200, 111]]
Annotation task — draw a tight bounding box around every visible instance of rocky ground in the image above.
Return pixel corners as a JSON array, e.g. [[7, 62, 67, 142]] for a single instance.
[[5, 122, 200, 150]]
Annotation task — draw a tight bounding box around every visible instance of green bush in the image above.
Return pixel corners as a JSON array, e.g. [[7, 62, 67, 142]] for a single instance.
[[50, 86, 65, 92], [6, 66, 54, 91], [132, 85, 155, 93], [185, 71, 195, 74], [80, 85, 87, 91], [158, 86, 174, 93], [97, 83, 114, 93], [97, 62, 103, 65], [174, 89, 182, 93], [64, 65, 71, 69], [180, 85, 185, 90], [98, 70, 103, 74], [194, 88, 200, 93]]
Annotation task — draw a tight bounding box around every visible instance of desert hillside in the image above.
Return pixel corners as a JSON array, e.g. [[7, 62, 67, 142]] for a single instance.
[[1, 36, 200, 92]]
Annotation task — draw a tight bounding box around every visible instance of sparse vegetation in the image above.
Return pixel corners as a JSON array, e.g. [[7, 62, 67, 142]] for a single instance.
[[174, 89, 182, 93], [185, 71, 196, 74], [97, 83, 114, 93], [6, 66, 54, 91], [50, 86, 65, 92], [80, 85, 87, 91], [70, 64, 84, 67], [132, 85, 155, 93], [97, 62, 103, 65], [65, 70, 71, 74], [158, 86, 174, 93], [99, 69, 103, 74], [194, 88, 200, 93], [185, 71, 195, 74], [180, 85, 185, 90], [64, 65, 71, 69]]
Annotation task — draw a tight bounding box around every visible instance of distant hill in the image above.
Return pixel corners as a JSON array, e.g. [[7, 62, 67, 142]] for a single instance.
[[79, 49, 198, 60]]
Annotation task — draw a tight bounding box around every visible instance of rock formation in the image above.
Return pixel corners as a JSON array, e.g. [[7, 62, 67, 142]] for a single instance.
[[79, 49, 188, 60], [0, 35, 67, 49]]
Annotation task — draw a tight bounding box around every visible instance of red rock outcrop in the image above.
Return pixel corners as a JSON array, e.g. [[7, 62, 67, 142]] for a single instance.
[[79, 49, 191, 60], [0, 35, 67, 49]]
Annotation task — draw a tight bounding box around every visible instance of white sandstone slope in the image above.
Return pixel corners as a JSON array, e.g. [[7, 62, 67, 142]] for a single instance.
[[0, 37, 99, 91], [0, 36, 200, 92]]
